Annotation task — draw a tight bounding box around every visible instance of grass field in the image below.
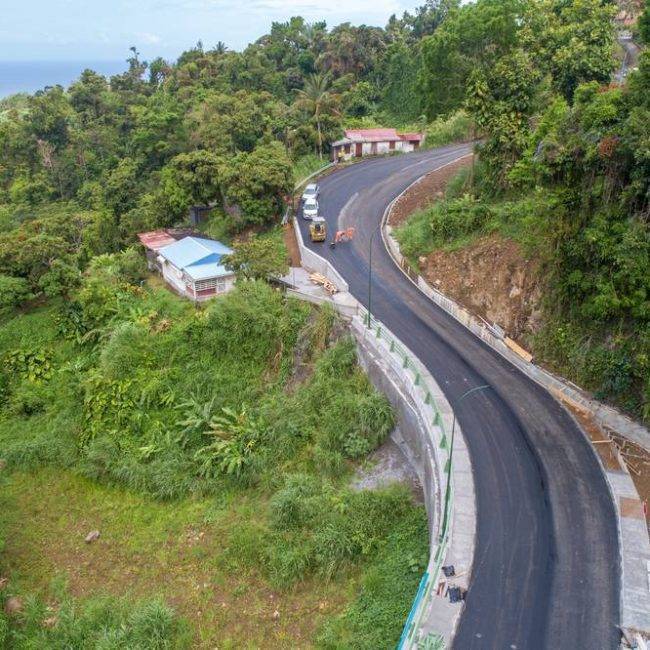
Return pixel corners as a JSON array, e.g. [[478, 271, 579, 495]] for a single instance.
[[0, 468, 356, 647], [0, 268, 428, 648]]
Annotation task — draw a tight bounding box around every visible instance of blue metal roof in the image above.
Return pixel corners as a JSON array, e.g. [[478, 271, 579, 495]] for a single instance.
[[158, 237, 234, 281]]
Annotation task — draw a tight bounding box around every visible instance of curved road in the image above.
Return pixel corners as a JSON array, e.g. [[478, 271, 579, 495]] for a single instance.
[[298, 144, 620, 649]]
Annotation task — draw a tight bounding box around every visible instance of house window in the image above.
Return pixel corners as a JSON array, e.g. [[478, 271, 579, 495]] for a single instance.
[[194, 277, 228, 293], [344, 144, 351, 154]]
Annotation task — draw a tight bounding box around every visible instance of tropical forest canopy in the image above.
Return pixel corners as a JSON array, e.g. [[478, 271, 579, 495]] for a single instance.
[[397, 0, 650, 421], [0, 0, 646, 405]]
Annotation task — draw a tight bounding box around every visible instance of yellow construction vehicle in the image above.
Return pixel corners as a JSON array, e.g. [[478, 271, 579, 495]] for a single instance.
[[309, 216, 327, 242]]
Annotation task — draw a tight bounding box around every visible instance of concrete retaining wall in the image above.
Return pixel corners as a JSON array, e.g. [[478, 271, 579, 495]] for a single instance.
[[383, 176, 650, 640], [292, 216, 349, 293], [287, 283, 475, 646], [350, 318, 445, 545]]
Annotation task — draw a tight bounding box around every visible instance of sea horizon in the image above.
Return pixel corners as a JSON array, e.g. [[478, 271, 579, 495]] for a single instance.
[[0, 60, 128, 99]]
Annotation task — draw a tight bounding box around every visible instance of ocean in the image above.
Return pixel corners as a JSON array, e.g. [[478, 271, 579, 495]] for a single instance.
[[0, 60, 127, 98]]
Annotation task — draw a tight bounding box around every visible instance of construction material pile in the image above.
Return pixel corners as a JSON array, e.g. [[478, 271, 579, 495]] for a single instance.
[[309, 272, 338, 295]]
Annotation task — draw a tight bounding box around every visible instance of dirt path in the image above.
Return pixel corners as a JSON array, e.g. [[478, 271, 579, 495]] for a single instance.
[[283, 223, 301, 267]]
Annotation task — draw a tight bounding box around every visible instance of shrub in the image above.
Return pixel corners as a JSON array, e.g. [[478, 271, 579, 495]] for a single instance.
[[223, 234, 288, 280], [1, 591, 190, 648], [317, 505, 428, 649], [428, 195, 492, 244], [194, 407, 264, 479], [396, 194, 493, 260], [269, 474, 324, 530], [0, 274, 32, 312], [37, 258, 82, 298], [264, 479, 421, 589], [425, 110, 474, 147], [3, 348, 53, 383]]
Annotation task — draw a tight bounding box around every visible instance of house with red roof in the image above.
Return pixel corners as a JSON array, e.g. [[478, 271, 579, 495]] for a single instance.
[[330, 128, 425, 162]]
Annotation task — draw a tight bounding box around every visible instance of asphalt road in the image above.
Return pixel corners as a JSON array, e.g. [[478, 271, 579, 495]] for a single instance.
[[297, 144, 620, 650]]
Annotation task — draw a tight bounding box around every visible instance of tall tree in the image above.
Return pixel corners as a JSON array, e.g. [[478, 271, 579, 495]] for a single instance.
[[418, 0, 521, 118], [295, 72, 339, 159]]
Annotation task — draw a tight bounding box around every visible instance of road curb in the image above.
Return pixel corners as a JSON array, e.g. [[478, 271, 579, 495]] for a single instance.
[[381, 169, 650, 452], [381, 162, 650, 643]]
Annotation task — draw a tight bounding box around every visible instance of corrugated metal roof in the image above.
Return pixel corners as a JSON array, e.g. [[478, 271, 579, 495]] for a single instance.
[[399, 132, 425, 141], [345, 128, 401, 142], [158, 237, 234, 281], [340, 128, 425, 144], [138, 230, 177, 251]]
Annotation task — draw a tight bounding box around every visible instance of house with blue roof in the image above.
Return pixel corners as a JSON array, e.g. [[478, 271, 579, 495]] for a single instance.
[[155, 236, 235, 301]]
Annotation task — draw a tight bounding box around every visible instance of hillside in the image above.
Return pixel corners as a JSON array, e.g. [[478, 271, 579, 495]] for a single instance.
[[394, 2, 649, 424], [0, 0, 648, 645], [0, 269, 428, 647]]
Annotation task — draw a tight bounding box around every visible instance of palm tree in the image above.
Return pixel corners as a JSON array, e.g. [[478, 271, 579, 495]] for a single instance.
[[296, 72, 339, 160], [214, 41, 228, 55]]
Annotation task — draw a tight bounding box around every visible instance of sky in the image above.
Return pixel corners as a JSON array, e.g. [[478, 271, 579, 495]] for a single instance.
[[0, 0, 418, 62]]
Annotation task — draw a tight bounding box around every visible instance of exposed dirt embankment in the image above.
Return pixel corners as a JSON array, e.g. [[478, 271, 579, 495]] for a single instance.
[[389, 156, 471, 227], [421, 235, 544, 339], [389, 159, 543, 340], [390, 159, 650, 528]]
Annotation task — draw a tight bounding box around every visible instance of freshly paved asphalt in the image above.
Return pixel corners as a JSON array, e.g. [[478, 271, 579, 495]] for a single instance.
[[297, 144, 620, 649]]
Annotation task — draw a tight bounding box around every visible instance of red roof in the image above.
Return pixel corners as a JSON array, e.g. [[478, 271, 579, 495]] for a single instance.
[[345, 128, 401, 142], [343, 128, 424, 143], [399, 132, 424, 142], [138, 230, 177, 251]]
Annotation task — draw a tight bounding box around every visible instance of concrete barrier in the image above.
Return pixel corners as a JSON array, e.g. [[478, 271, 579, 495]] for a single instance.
[[293, 216, 349, 292], [285, 267, 475, 647], [382, 172, 650, 641], [382, 217, 650, 453], [349, 311, 475, 648]]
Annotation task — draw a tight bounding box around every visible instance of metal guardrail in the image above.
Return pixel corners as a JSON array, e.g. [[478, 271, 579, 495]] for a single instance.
[[358, 307, 453, 650], [294, 161, 336, 192], [288, 181, 456, 646]]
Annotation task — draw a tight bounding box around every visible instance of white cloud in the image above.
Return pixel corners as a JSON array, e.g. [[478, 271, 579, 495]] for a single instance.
[[158, 0, 402, 17], [247, 0, 400, 11], [136, 32, 162, 44]]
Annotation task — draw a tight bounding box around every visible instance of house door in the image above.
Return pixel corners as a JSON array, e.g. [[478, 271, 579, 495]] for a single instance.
[[371, 142, 378, 155], [355, 143, 362, 157]]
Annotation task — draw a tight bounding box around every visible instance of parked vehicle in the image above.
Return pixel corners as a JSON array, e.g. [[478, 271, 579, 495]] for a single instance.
[[309, 216, 326, 242], [302, 183, 319, 202], [303, 197, 319, 220]]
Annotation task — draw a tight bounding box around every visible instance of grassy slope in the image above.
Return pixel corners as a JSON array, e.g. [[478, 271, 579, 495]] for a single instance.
[[0, 469, 352, 648], [0, 280, 428, 648]]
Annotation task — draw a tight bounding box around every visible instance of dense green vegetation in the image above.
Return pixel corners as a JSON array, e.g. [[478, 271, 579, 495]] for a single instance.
[[0, 0, 647, 644], [0, 259, 427, 646], [0, 586, 190, 649], [397, 0, 650, 422], [0, 6, 472, 646]]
